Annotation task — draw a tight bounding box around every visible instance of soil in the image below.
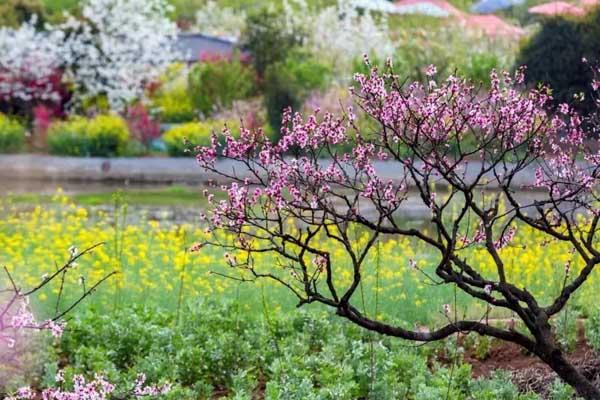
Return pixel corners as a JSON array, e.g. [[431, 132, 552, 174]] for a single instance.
[[466, 340, 600, 398]]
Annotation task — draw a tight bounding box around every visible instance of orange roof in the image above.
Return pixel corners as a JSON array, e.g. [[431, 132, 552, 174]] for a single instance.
[[528, 1, 585, 16], [463, 14, 525, 37]]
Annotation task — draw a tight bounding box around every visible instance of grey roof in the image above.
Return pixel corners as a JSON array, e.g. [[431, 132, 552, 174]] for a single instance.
[[471, 0, 523, 13], [174, 33, 241, 63]]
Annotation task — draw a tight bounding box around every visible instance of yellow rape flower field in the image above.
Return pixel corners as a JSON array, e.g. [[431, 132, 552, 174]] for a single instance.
[[1, 192, 599, 327]]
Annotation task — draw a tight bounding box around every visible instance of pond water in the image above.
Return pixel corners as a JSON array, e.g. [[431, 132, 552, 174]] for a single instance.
[[0, 176, 553, 223]]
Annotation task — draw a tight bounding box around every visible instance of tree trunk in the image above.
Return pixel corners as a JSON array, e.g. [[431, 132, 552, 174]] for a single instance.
[[542, 347, 600, 400]]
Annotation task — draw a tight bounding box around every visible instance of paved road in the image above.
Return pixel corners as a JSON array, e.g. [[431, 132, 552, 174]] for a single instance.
[[0, 154, 541, 187]]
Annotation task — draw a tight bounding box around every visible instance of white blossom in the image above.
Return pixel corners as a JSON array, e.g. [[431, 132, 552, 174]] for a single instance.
[[57, 0, 179, 110], [0, 16, 65, 103], [283, 0, 396, 76], [195, 1, 246, 41]]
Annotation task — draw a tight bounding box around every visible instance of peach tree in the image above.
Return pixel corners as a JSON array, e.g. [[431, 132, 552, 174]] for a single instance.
[[195, 62, 600, 398]]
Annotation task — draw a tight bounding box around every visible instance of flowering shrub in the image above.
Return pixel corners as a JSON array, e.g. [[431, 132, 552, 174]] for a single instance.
[[0, 114, 25, 153], [0, 243, 171, 399], [0, 17, 67, 114], [193, 62, 600, 398], [0, 0, 178, 115], [7, 373, 170, 400], [48, 115, 130, 157], [126, 103, 161, 149]]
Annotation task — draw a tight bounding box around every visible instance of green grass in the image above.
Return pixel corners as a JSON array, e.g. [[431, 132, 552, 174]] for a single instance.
[[1, 185, 220, 207]]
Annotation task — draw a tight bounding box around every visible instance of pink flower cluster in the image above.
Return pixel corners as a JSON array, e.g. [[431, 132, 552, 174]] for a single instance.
[[8, 372, 170, 399], [195, 61, 600, 252]]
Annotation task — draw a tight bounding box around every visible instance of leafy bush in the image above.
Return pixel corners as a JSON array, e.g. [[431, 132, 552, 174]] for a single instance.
[[0, 114, 26, 153], [52, 304, 538, 400], [517, 10, 600, 115], [162, 119, 239, 156], [47, 115, 130, 157], [264, 52, 331, 138], [151, 84, 196, 123], [586, 307, 600, 351], [242, 7, 303, 77], [0, 0, 46, 28], [187, 56, 255, 117], [354, 27, 517, 86]]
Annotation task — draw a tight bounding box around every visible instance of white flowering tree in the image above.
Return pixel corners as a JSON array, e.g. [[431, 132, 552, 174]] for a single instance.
[[57, 0, 179, 111], [0, 16, 66, 111], [195, 1, 247, 41], [283, 0, 396, 76]]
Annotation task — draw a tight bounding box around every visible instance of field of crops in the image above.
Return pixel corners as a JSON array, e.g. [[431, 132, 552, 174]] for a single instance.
[[3, 192, 599, 325], [1, 192, 599, 398]]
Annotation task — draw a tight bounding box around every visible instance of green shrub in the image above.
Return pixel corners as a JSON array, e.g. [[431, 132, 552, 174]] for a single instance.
[[48, 115, 130, 157], [0, 114, 26, 153], [51, 304, 536, 400], [242, 7, 303, 77], [354, 27, 516, 86], [151, 84, 196, 123], [0, 0, 46, 28], [187, 57, 255, 117], [264, 52, 331, 139], [586, 307, 600, 351], [517, 10, 600, 115], [162, 119, 240, 157]]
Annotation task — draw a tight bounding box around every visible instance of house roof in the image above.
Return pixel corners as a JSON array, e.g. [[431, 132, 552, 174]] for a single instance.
[[174, 33, 241, 63], [463, 14, 525, 36], [394, 0, 463, 17], [528, 1, 585, 16]]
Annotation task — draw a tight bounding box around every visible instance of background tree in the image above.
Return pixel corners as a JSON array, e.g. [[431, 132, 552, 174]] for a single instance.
[[56, 0, 178, 111], [263, 51, 330, 139], [241, 7, 302, 78], [517, 9, 600, 117], [195, 64, 600, 399]]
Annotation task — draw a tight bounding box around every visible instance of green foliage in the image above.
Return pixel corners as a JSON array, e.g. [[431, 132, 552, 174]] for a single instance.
[[517, 11, 600, 114], [0, 114, 26, 153], [50, 303, 537, 400], [553, 309, 580, 352], [162, 119, 239, 156], [0, 0, 46, 28], [187, 57, 255, 117], [47, 115, 130, 157], [549, 379, 577, 400], [355, 27, 516, 86], [470, 371, 540, 400], [41, 0, 80, 21], [264, 52, 330, 138], [151, 84, 197, 123], [585, 307, 600, 351], [242, 7, 303, 77]]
